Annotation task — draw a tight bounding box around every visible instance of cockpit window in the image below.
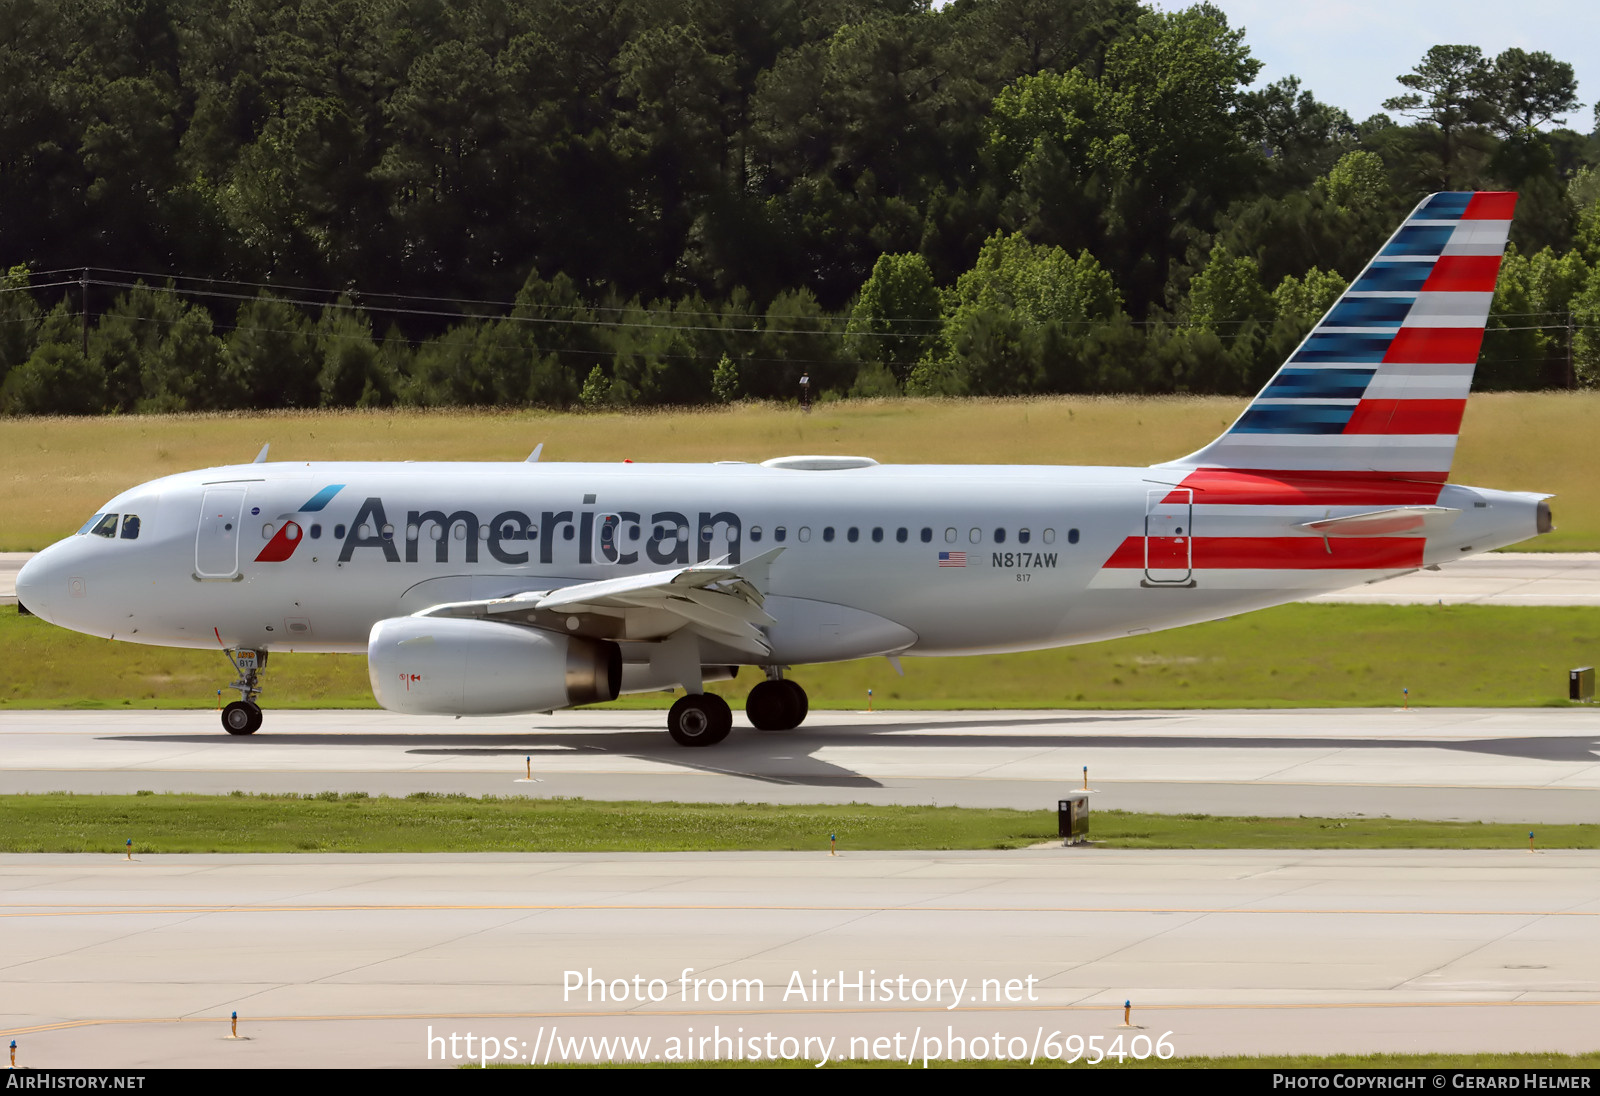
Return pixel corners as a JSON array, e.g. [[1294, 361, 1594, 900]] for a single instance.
[[89, 514, 120, 538], [77, 514, 104, 535], [120, 515, 141, 540]]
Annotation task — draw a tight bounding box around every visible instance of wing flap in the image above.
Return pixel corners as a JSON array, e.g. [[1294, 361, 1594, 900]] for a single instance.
[[411, 548, 784, 657]]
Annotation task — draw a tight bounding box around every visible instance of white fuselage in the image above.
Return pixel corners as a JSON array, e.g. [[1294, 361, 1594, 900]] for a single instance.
[[16, 459, 1547, 669]]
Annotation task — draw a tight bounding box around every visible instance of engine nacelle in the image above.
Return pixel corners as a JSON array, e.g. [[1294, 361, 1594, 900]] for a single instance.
[[368, 616, 620, 715]]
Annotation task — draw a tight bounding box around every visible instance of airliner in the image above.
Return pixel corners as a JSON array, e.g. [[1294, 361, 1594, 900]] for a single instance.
[[15, 192, 1550, 746]]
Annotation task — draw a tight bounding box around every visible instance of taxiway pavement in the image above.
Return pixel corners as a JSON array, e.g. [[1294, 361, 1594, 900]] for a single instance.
[[3, 849, 1598, 1067], [4, 707, 1598, 823]]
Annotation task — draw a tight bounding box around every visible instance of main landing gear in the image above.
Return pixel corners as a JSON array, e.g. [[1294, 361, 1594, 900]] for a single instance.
[[664, 672, 810, 747], [746, 676, 808, 731], [667, 693, 732, 747], [220, 648, 266, 736]]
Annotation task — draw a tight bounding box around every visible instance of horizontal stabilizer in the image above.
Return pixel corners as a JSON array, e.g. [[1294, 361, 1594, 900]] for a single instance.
[[1299, 506, 1460, 538]]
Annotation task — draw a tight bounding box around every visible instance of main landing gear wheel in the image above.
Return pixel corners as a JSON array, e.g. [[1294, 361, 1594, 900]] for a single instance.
[[667, 693, 733, 747], [221, 701, 262, 736], [746, 679, 808, 731]]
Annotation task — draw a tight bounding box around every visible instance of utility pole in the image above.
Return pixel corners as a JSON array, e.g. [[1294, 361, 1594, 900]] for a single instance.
[[80, 269, 88, 359]]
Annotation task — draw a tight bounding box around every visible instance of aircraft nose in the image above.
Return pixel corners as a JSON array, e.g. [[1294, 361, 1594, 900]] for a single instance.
[[14, 552, 44, 617]]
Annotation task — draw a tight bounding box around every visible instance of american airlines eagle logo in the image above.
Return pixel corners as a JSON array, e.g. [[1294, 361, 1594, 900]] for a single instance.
[[253, 485, 344, 563]]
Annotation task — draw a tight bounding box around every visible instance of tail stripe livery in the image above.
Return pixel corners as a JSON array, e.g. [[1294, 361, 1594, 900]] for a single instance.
[[1166, 191, 1514, 477], [1098, 191, 1518, 581]]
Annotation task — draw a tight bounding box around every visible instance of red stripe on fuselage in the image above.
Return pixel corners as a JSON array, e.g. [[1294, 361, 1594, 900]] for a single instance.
[[1161, 469, 1446, 507], [1420, 255, 1501, 293], [254, 520, 303, 563], [1384, 327, 1484, 363], [1102, 535, 1425, 571], [1343, 398, 1466, 435]]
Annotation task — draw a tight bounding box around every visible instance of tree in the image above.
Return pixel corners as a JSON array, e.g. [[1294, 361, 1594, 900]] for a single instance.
[[1238, 76, 1356, 190], [845, 252, 941, 385], [919, 231, 1123, 394], [0, 266, 42, 386], [711, 353, 740, 403], [1175, 245, 1273, 392], [1382, 45, 1496, 187], [315, 298, 393, 407], [1490, 48, 1579, 137], [221, 293, 320, 409]]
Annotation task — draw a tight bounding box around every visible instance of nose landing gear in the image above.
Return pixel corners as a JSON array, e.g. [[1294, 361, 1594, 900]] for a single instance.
[[220, 648, 266, 735]]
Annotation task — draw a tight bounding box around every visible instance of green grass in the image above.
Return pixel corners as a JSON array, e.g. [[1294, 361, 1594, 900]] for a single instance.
[[3, 794, 1595, 853], [4, 602, 1594, 711], [2, 391, 1592, 550]]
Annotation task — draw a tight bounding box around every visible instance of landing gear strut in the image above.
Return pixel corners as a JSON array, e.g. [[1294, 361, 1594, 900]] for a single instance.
[[746, 671, 808, 731], [667, 693, 732, 747], [220, 649, 266, 735]]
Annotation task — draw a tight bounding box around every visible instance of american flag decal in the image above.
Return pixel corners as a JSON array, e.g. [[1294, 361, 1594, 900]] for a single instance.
[[938, 551, 966, 567]]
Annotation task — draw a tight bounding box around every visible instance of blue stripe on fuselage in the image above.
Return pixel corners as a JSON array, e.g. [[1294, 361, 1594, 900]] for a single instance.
[[300, 484, 346, 512]]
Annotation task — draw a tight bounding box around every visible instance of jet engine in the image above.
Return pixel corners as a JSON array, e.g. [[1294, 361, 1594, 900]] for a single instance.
[[368, 616, 621, 715]]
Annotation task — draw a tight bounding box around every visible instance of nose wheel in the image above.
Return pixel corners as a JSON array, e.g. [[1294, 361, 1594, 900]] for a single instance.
[[219, 648, 267, 735], [222, 701, 263, 735]]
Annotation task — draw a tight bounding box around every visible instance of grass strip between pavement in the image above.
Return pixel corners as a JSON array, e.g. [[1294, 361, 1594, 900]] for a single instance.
[[5, 602, 1598, 711], [1, 793, 1595, 853]]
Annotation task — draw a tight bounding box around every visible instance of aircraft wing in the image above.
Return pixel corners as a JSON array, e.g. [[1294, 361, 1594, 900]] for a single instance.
[[414, 548, 783, 656]]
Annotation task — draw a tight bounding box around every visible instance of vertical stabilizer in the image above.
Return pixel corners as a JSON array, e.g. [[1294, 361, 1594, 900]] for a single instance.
[[1163, 191, 1515, 480]]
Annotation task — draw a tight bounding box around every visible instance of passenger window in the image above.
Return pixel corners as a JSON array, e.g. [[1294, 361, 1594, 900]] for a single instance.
[[120, 515, 140, 540], [775, 526, 787, 543], [1018, 528, 1030, 544], [1043, 529, 1056, 544], [310, 524, 322, 539], [968, 528, 980, 544], [944, 528, 956, 543], [1068, 528, 1080, 544], [823, 526, 835, 542], [336, 524, 347, 539], [873, 527, 884, 543], [896, 528, 907, 543], [702, 525, 715, 542], [750, 526, 763, 543], [91, 514, 119, 538], [798, 526, 811, 542], [381, 524, 395, 541], [920, 528, 932, 543], [994, 528, 1006, 544], [264, 523, 277, 538], [404, 524, 418, 541], [847, 527, 859, 543], [453, 524, 466, 541]]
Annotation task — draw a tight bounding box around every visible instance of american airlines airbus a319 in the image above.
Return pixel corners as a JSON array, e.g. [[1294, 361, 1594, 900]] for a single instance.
[[16, 192, 1551, 746]]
